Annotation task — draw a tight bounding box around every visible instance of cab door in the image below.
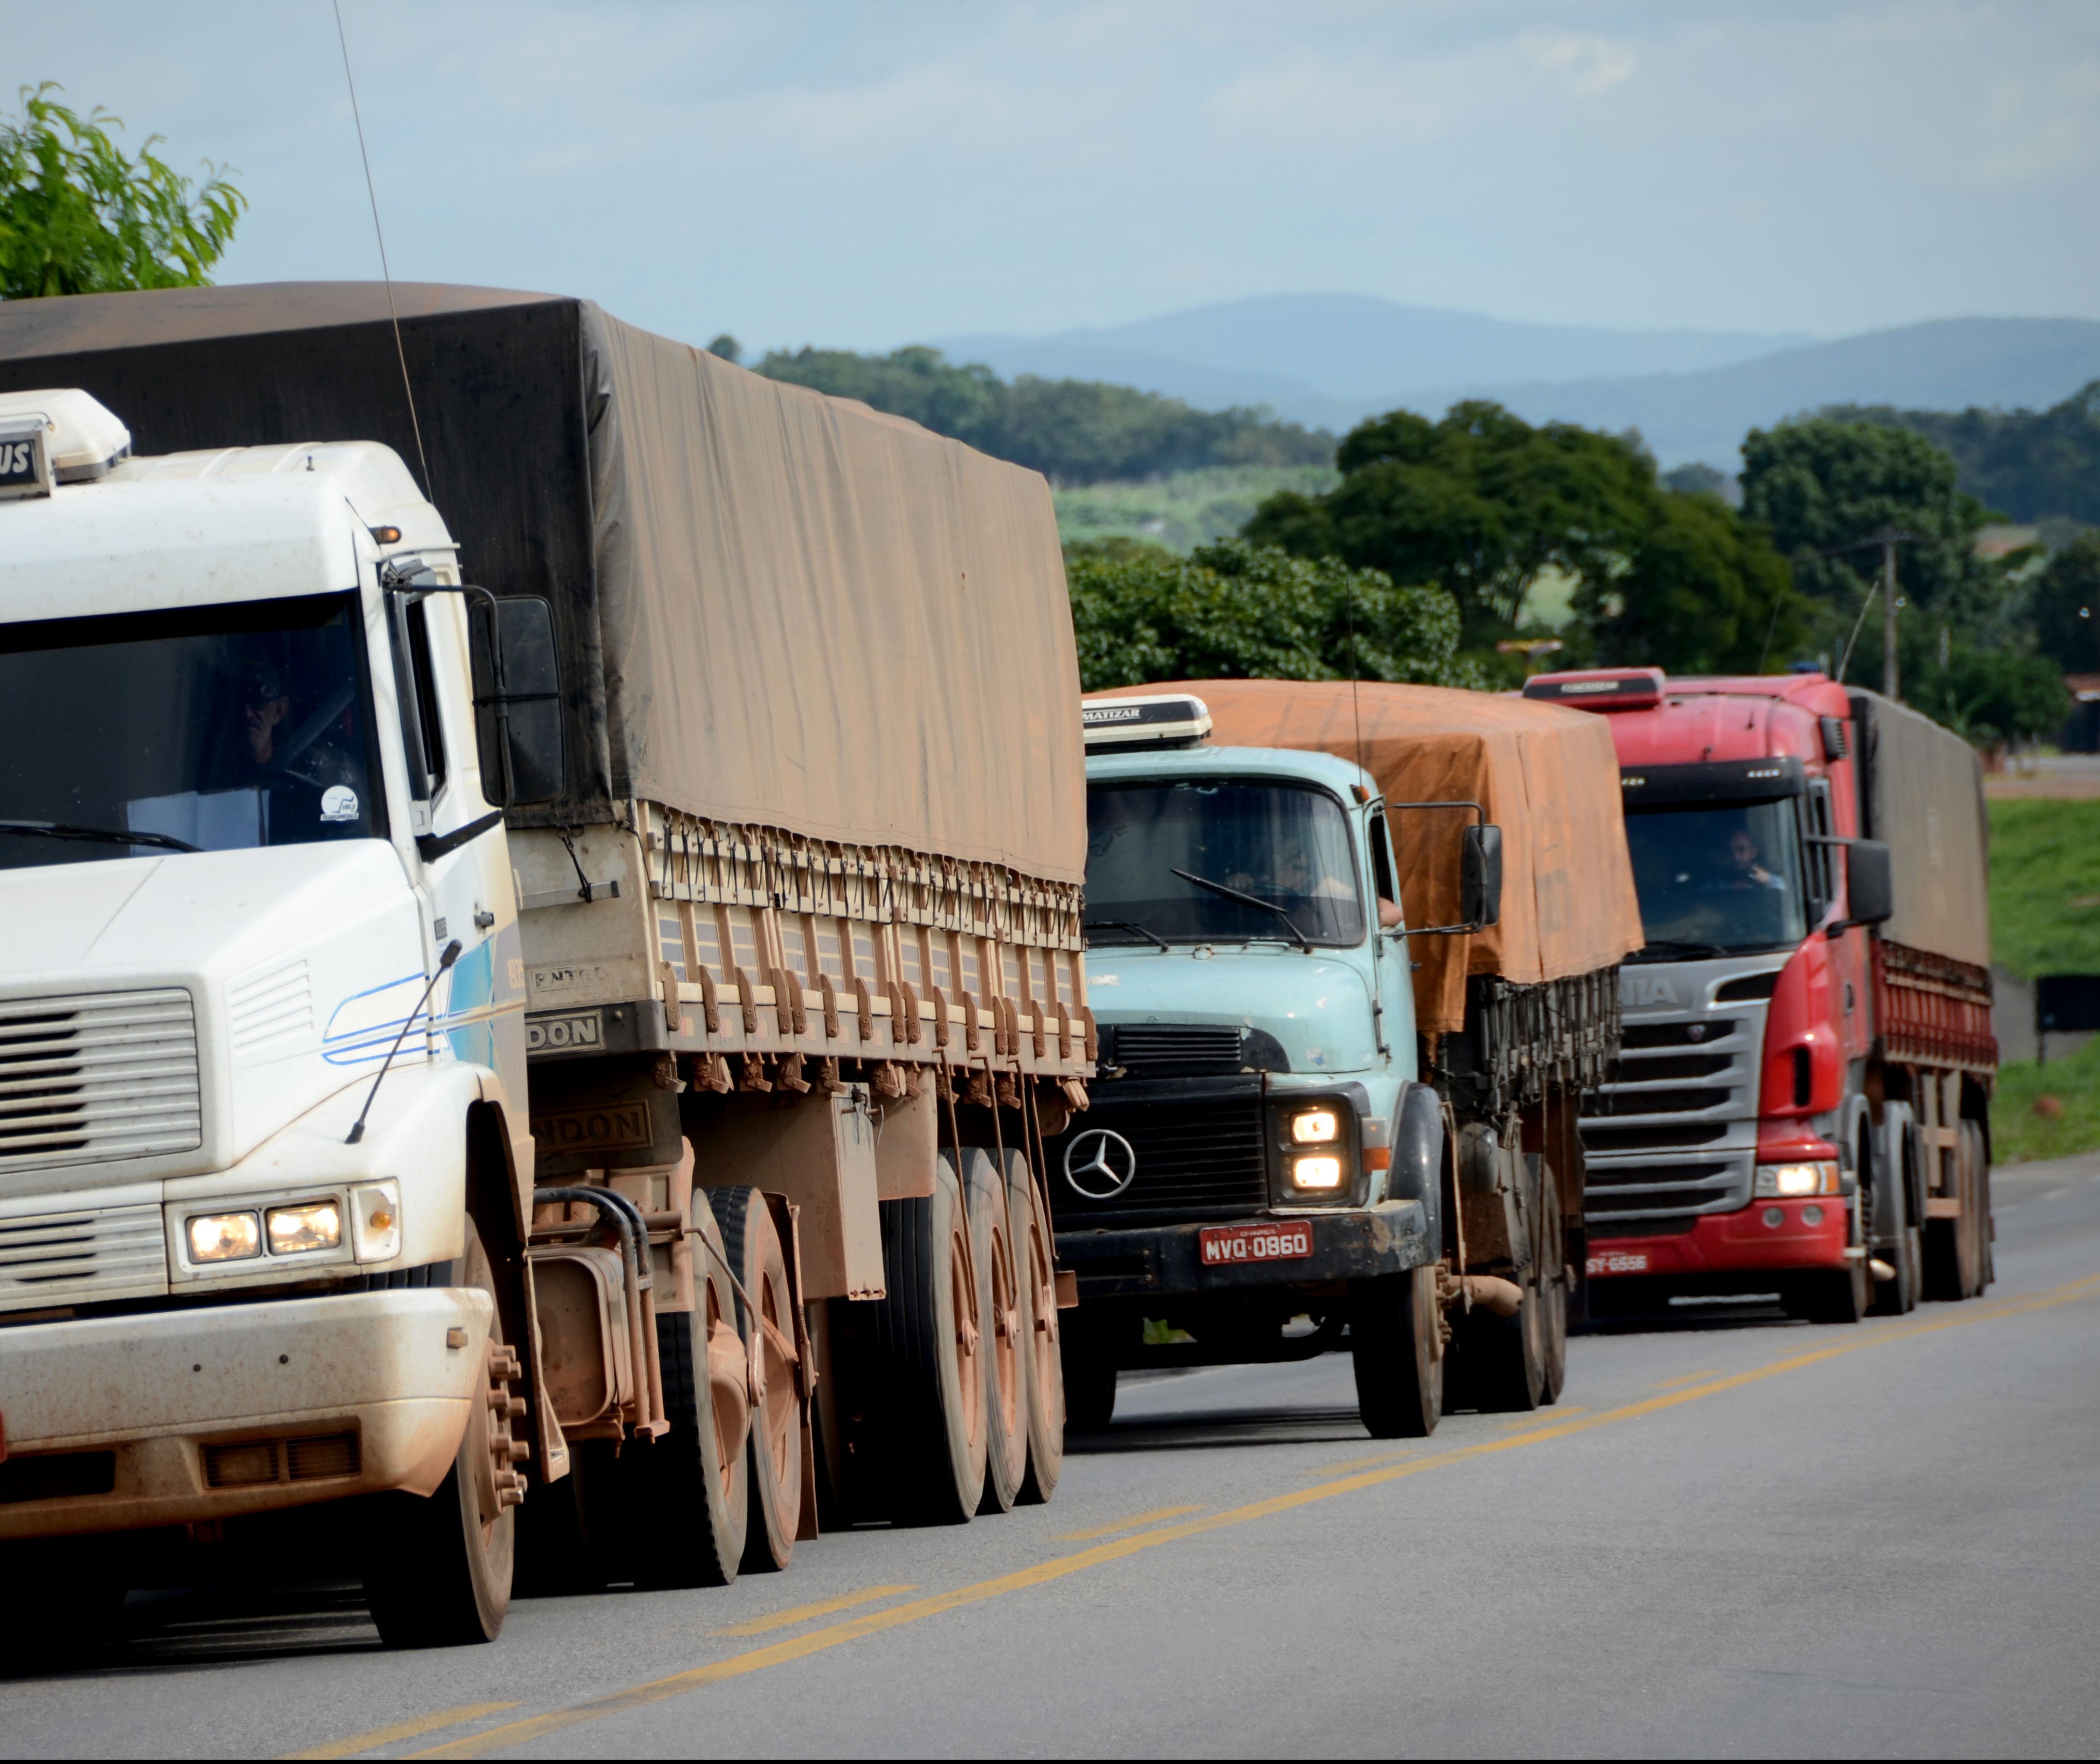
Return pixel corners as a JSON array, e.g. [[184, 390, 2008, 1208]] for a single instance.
[[1365, 805, 1415, 1069]]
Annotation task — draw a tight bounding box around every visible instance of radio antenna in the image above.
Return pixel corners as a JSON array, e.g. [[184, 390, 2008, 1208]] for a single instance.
[[332, 0, 430, 495], [1345, 576, 1368, 798]]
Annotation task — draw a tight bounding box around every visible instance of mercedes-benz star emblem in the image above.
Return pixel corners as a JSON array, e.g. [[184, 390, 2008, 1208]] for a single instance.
[[1064, 1128, 1138, 1200]]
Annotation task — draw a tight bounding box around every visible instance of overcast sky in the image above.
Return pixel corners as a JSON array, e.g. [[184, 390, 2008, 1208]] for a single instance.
[[7, 1, 2099, 355]]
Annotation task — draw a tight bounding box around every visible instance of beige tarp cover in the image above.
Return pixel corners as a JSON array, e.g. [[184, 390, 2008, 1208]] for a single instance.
[[1851, 690, 1991, 968], [579, 309, 1085, 881], [1100, 679, 1643, 1032]]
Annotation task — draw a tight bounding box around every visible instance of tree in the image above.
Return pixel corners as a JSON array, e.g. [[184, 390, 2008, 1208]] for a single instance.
[[756, 343, 1333, 485], [1064, 538, 1482, 694], [1824, 382, 2100, 526], [705, 333, 742, 364], [1244, 401, 1660, 647], [2026, 532, 2100, 677], [0, 84, 244, 300], [1903, 642, 2068, 746], [1576, 487, 1811, 675]]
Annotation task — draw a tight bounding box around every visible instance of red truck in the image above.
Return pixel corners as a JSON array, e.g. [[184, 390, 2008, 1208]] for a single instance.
[[1521, 668, 1996, 1321]]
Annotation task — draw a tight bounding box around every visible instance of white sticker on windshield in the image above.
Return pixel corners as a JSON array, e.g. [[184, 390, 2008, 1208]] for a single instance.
[[320, 785, 360, 824]]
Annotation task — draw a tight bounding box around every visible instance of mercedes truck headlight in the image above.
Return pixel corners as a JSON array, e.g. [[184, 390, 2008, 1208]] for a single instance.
[[1753, 1161, 1840, 1198], [1290, 1109, 1340, 1145], [188, 1211, 262, 1263], [265, 1200, 343, 1256], [1291, 1154, 1345, 1191]]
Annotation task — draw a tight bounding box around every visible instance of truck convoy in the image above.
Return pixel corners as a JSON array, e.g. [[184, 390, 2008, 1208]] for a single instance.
[[0, 284, 1091, 1650], [1055, 681, 1640, 1437], [1521, 667, 1996, 1320]]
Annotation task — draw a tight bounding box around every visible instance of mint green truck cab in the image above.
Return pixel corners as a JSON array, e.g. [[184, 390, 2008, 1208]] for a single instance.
[[1045, 700, 1463, 1436]]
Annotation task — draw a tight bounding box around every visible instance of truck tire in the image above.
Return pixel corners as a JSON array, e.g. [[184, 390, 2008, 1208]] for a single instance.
[[1538, 1167, 1568, 1405], [1005, 1148, 1064, 1503], [1350, 1264, 1442, 1438], [710, 1186, 803, 1570], [1061, 1301, 1126, 1434], [1870, 1109, 1920, 1317], [970, 1151, 1027, 1514], [362, 1224, 516, 1646], [864, 1150, 988, 1525], [1788, 1121, 1873, 1325], [514, 1437, 620, 1595], [632, 1200, 748, 1589], [1966, 1121, 1995, 1295], [1924, 1121, 1991, 1303]]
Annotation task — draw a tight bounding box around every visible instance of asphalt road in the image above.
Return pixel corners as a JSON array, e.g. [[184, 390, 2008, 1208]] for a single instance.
[[5, 1153, 2098, 1760]]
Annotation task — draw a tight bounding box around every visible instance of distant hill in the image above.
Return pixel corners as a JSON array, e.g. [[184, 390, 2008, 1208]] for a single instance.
[[942, 293, 1807, 408], [935, 298, 2100, 468]]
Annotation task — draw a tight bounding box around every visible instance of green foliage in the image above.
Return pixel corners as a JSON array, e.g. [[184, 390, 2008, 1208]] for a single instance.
[[705, 333, 742, 364], [1902, 639, 2068, 746], [1985, 799, 2100, 983], [1826, 382, 2100, 526], [1053, 465, 1339, 553], [1246, 402, 1657, 643], [0, 84, 244, 300], [1992, 1033, 2100, 1164], [1576, 487, 1810, 676], [1064, 539, 1483, 695], [756, 344, 1332, 486], [2025, 533, 2100, 677]]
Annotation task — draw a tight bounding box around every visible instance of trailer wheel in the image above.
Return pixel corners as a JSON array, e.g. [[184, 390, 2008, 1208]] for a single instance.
[[1870, 1112, 1921, 1317], [865, 1150, 988, 1524], [632, 1201, 748, 1589], [362, 1224, 515, 1647], [711, 1187, 803, 1570], [1538, 1167, 1568, 1405], [1006, 1149, 1064, 1503], [1351, 1264, 1442, 1438], [1966, 1122, 1995, 1294], [970, 1152, 1027, 1514], [1925, 1121, 1991, 1302]]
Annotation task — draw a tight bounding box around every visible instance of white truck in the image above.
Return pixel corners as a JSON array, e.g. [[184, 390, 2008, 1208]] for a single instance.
[[0, 284, 1091, 1651]]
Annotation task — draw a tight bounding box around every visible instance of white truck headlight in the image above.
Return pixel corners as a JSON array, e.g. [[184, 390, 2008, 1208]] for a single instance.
[[1291, 1154, 1345, 1191], [188, 1211, 262, 1263], [1291, 1109, 1340, 1145], [266, 1201, 343, 1255], [350, 1181, 402, 1263], [1753, 1161, 1839, 1198]]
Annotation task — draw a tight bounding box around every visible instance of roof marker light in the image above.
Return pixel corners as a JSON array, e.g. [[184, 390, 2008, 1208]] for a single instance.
[[1082, 693, 1213, 753], [1522, 668, 1666, 712]]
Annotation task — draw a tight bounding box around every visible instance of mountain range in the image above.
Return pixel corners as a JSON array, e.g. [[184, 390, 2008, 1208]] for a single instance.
[[934, 295, 2100, 467]]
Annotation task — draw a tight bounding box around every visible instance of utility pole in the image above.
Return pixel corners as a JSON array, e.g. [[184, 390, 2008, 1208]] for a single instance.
[[1881, 533, 1901, 704]]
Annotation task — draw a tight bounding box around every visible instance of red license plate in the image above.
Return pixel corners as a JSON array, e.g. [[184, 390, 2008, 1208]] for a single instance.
[[1587, 1249, 1651, 1276], [1200, 1223, 1314, 1266]]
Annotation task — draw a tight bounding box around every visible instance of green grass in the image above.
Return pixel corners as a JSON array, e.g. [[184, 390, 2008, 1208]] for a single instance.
[[1054, 465, 1339, 554], [1987, 798, 2100, 982], [1992, 1034, 2100, 1164]]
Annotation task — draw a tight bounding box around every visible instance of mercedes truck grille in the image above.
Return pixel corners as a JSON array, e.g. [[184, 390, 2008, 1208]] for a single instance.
[[0, 989, 202, 1173], [1048, 1099, 1268, 1223], [0, 1202, 170, 1312], [1580, 971, 1775, 1229], [1102, 1024, 1246, 1077]]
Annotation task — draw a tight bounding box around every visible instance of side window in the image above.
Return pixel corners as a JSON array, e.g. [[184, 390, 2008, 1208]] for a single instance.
[[1368, 809, 1398, 913], [1807, 781, 1834, 909], [405, 600, 447, 797]]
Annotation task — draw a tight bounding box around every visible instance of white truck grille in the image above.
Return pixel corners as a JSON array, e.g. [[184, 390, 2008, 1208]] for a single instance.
[[0, 1202, 169, 1310], [0, 989, 202, 1173]]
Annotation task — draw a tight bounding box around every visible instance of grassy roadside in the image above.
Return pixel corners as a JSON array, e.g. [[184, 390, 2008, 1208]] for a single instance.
[[1053, 465, 1338, 554], [1987, 798, 2100, 1163]]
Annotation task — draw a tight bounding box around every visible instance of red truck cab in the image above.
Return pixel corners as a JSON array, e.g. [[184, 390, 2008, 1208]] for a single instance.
[[1523, 666, 1989, 1320]]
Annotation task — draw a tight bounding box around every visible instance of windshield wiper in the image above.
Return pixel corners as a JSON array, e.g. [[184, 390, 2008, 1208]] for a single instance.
[[1630, 938, 1731, 962], [0, 819, 199, 855], [1170, 868, 1312, 952], [1085, 918, 1171, 952]]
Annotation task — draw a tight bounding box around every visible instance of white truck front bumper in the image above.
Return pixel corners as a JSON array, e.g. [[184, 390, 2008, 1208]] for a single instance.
[[0, 1288, 492, 1541]]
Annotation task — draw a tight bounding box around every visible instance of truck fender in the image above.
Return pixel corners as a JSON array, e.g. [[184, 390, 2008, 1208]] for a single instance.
[[1386, 1081, 1445, 1259]]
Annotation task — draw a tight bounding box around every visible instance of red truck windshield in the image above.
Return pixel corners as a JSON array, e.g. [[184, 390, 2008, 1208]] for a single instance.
[[1623, 800, 1807, 959], [0, 592, 383, 869]]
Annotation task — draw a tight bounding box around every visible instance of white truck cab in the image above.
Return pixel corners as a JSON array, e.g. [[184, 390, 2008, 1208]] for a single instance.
[[0, 389, 547, 1637]]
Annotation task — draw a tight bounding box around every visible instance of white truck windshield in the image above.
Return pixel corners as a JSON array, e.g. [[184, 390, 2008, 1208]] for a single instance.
[[0, 592, 383, 869], [1086, 778, 1365, 946], [1623, 799, 1807, 958]]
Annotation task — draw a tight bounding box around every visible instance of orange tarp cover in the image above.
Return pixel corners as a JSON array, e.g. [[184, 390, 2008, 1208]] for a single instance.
[[1103, 680, 1644, 1033]]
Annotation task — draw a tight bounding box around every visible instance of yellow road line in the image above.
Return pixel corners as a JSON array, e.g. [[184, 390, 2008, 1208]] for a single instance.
[[283, 1704, 518, 1759], [1302, 1449, 1415, 1477], [1055, 1505, 1200, 1541], [408, 1273, 2099, 1761], [708, 1584, 917, 1638], [1652, 1369, 1724, 1390], [1500, 1406, 1585, 1428]]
